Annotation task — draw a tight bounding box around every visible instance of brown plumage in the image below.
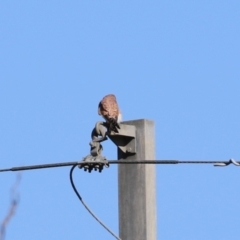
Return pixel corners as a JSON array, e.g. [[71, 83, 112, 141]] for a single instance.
[[98, 94, 121, 133]]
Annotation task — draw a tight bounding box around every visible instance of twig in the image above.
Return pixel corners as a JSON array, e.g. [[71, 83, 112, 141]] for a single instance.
[[0, 173, 21, 240]]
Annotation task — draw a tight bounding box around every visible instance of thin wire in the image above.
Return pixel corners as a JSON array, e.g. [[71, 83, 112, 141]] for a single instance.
[[69, 164, 121, 240], [1, 159, 239, 172]]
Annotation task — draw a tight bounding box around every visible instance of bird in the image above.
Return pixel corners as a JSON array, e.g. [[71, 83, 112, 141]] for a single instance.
[[98, 94, 122, 133]]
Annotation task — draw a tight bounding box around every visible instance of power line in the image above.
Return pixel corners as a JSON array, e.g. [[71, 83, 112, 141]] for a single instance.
[[70, 165, 121, 240], [0, 159, 239, 173]]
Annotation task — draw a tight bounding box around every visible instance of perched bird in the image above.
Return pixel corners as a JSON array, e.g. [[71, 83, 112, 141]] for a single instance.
[[98, 94, 122, 133]]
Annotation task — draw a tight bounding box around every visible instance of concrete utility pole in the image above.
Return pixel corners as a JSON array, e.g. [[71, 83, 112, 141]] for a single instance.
[[118, 119, 157, 240]]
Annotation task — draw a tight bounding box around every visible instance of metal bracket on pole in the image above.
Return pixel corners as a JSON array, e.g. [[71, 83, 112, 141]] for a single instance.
[[80, 121, 109, 173], [80, 122, 136, 172], [108, 124, 136, 157]]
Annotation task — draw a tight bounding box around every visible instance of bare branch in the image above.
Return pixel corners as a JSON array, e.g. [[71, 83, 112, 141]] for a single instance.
[[0, 173, 21, 240]]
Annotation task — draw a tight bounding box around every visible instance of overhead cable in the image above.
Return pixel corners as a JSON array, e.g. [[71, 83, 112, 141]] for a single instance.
[[0, 159, 239, 173]]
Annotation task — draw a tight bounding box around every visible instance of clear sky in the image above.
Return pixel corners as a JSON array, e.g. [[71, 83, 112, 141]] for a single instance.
[[0, 1, 240, 240]]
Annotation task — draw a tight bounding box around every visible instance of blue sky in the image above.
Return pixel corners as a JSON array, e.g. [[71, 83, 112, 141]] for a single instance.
[[0, 1, 240, 239]]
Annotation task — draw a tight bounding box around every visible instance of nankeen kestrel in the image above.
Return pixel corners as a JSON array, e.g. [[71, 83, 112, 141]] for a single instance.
[[98, 94, 121, 133]]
